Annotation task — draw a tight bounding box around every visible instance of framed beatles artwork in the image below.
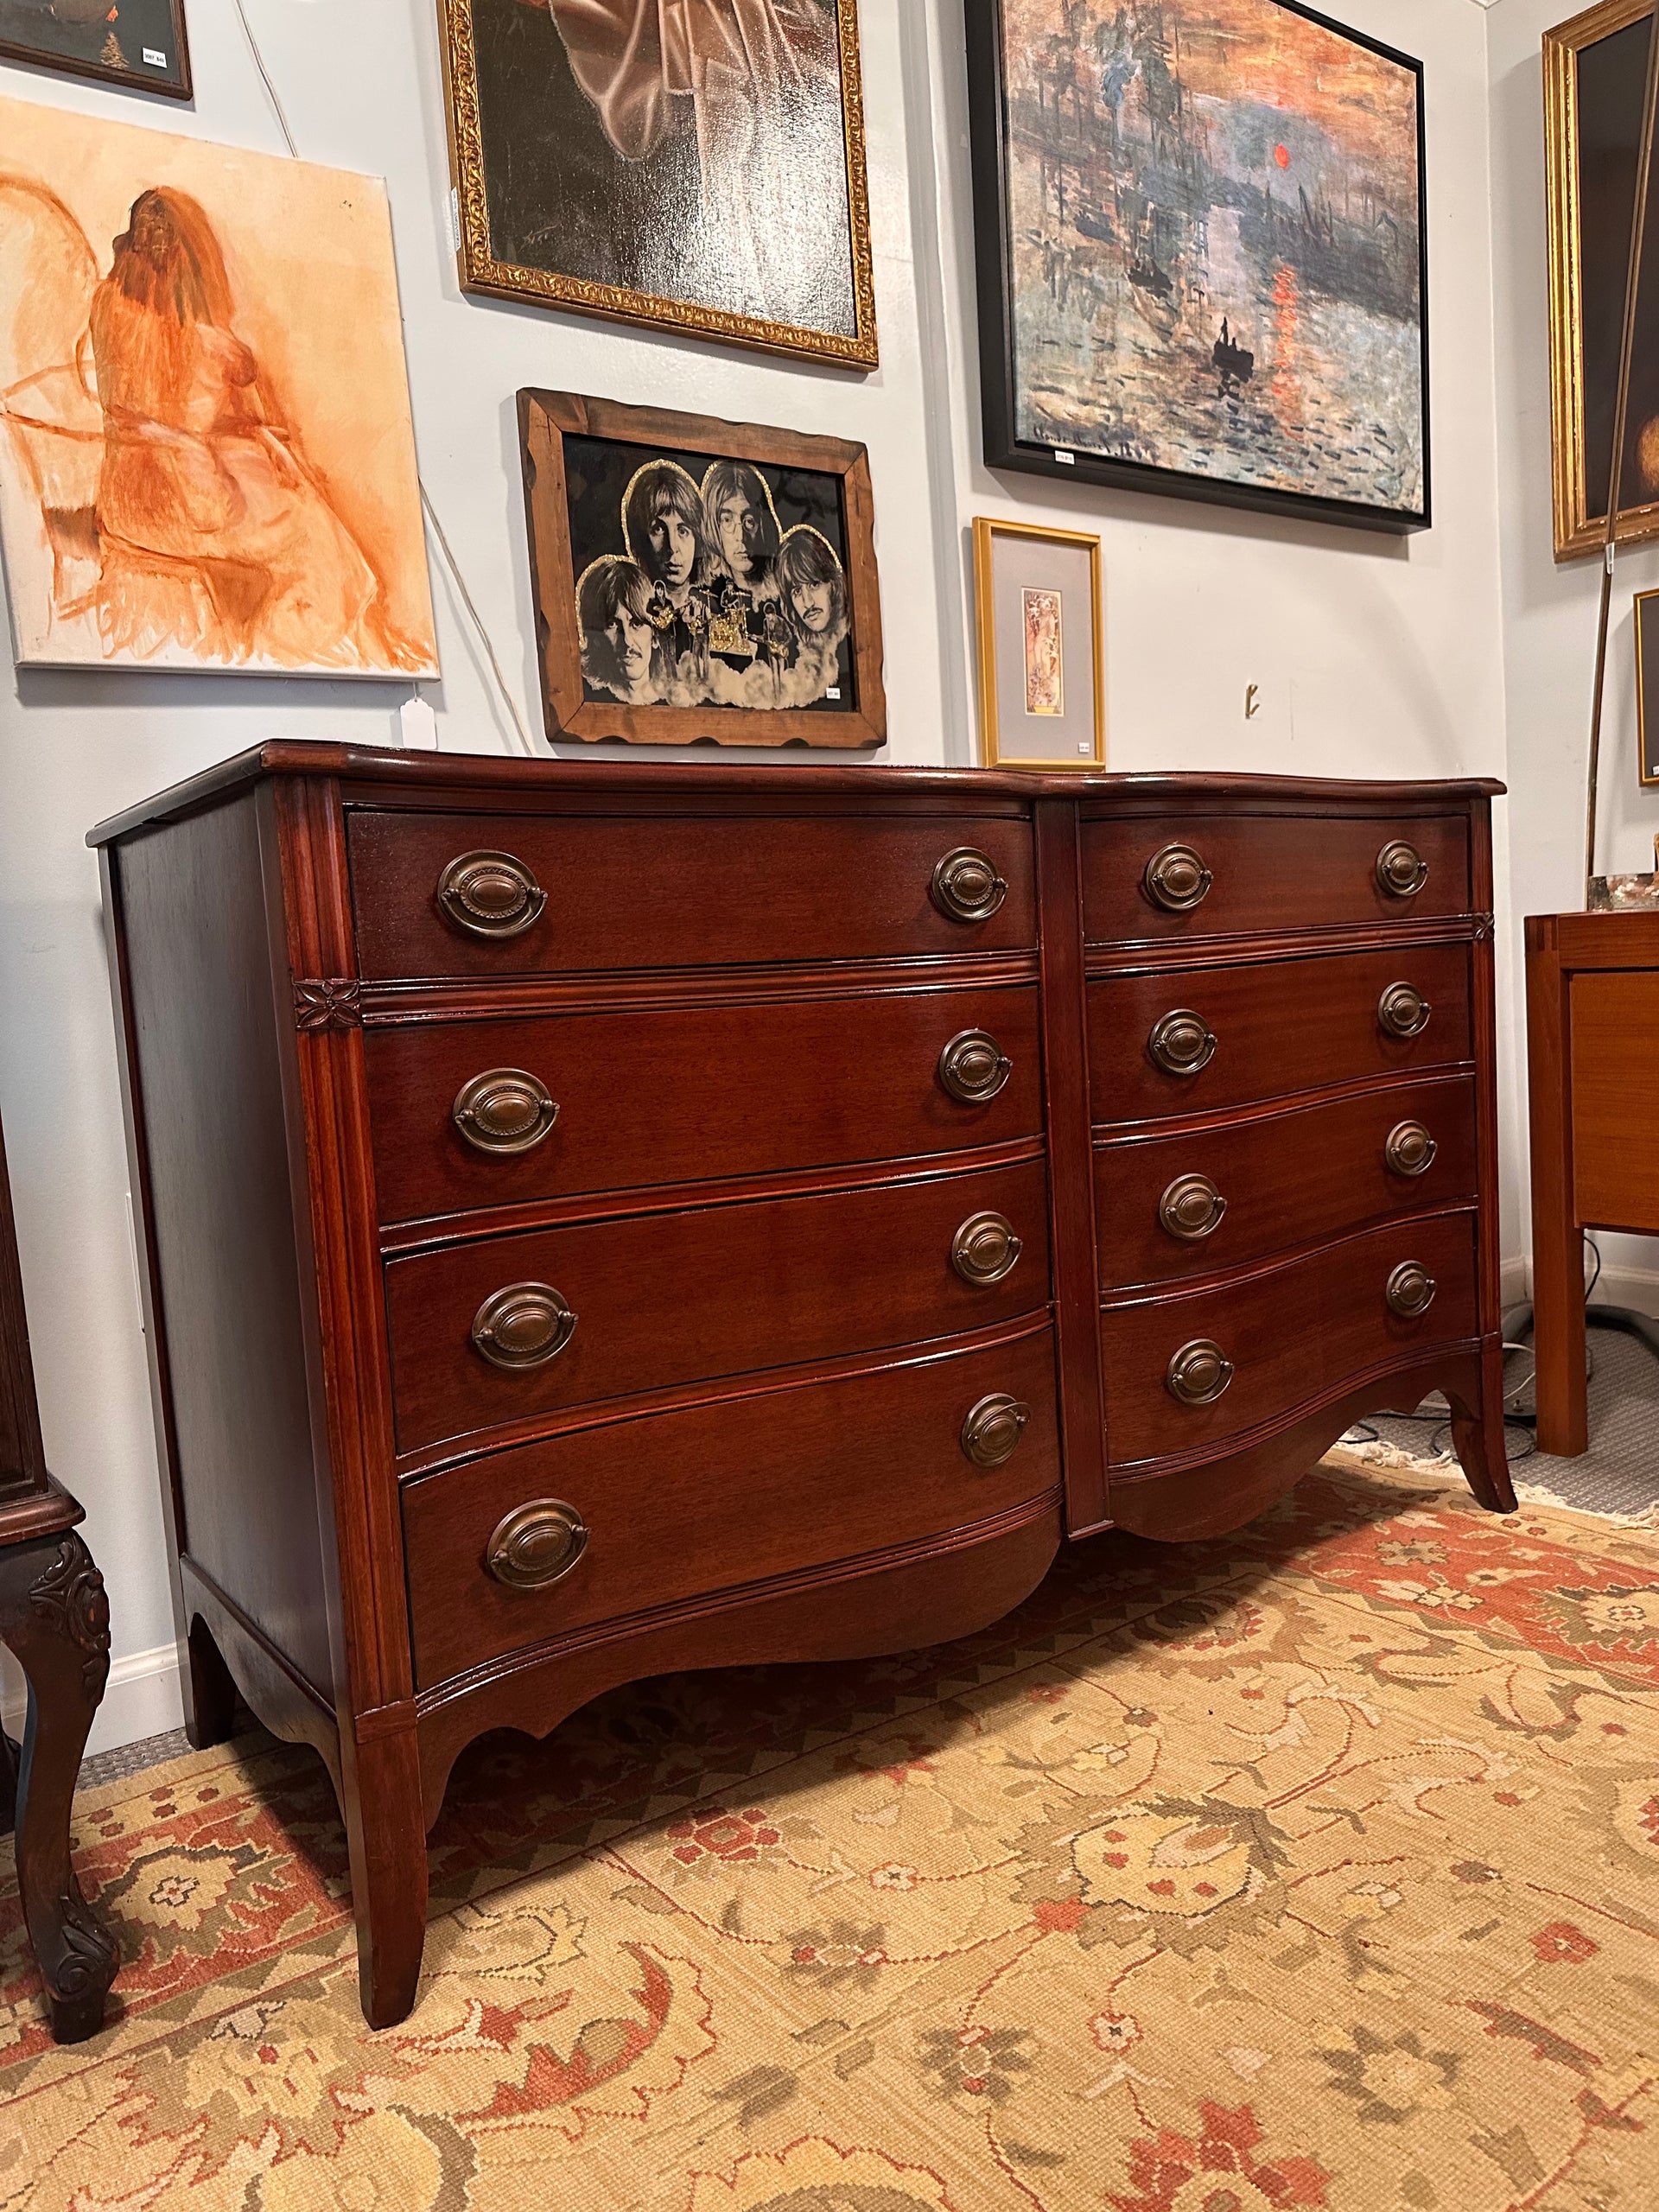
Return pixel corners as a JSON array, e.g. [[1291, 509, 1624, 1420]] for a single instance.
[[972, 518, 1103, 769], [0, 0, 190, 99], [964, 0, 1430, 534], [1545, 1, 1659, 561], [437, 1, 878, 368], [518, 390, 886, 747]]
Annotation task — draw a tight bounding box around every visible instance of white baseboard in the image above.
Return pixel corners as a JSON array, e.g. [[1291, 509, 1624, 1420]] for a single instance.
[[1504, 1255, 1659, 1322], [2, 1640, 183, 1759]]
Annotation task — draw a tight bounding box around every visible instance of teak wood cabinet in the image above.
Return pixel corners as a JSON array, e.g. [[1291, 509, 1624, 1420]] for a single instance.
[[92, 747, 1515, 2027]]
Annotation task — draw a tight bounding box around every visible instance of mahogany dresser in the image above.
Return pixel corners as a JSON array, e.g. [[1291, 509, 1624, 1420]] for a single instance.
[[91, 747, 1514, 2027]]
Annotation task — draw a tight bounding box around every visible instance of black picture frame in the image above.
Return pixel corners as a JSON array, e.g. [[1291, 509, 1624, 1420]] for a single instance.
[[0, 0, 192, 100], [1636, 588, 1659, 787], [964, 0, 1432, 536]]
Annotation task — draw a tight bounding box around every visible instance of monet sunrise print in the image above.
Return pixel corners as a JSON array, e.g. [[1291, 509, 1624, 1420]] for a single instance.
[[973, 0, 1427, 530]]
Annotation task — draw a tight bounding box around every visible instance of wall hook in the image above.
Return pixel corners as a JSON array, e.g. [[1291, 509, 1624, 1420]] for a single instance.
[[1244, 683, 1262, 721]]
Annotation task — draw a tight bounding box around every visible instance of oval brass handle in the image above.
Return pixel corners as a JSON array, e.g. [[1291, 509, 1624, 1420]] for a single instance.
[[960, 1393, 1031, 1469], [1378, 982, 1433, 1040], [453, 1068, 560, 1155], [1160, 1173, 1228, 1242], [938, 1029, 1013, 1104], [1166, 1339, 1236, 1407], [951, 1211, 1023, 1287], [1385, 1262, 1438, 1319], [1147, 1009, 1217, 1077], [485, 1499, 588, 1592], [1376, 840, 1430, 899], [1144, 842, 1213, 912], [931, 847, 1008, 925], [437, 849, 547, 939], [1384, 1120, 1438, 1178], [472, 1283, 578, 1371]]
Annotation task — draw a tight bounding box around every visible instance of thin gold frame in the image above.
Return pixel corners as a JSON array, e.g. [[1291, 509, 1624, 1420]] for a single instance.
[[1546, 0, 1659, 561], [1635, 588, 1659, 784], [972, 518, 1104, 772], [436, 0, 878, 369]]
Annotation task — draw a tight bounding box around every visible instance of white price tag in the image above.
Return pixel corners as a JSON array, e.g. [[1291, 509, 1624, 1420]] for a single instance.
[[825, 686, 842, 701], [399, 695, 439, 749], [143, 48, 167, 67], [1053, 448, 1076, 466]]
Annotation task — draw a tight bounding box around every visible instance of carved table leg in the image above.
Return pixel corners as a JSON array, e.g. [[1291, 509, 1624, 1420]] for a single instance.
[[0, 1531, 119, 2043], [1446, 1341, 1519, 1517], [183, 1615, 239, 1752]]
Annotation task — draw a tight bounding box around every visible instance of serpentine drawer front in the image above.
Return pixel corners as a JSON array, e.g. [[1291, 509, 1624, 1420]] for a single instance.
[[92, 747, 1511, 2030]]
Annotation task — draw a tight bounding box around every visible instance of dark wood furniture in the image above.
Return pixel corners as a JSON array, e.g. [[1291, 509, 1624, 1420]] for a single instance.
[[1525, 910, 1659, 1455], [0, 1111, 118, 2044], [91, 747, 1514, 2029]]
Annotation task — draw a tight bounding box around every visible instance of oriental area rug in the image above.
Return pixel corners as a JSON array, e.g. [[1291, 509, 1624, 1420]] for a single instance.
[[5, 1461, 1659, 2211]]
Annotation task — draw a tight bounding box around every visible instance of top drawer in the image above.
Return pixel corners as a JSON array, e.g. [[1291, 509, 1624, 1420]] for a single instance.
[[1081, 812, 1472, 944], [348, 810, 1038, 980]]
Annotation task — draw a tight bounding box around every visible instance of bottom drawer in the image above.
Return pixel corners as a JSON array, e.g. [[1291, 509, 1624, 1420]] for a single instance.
[[1101, 1211, 1478, 1469], [403, 1328, 1060, 1688]]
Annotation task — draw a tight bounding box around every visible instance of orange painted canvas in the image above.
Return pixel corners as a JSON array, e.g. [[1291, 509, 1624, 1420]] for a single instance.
[[0, 94, 438, 677]]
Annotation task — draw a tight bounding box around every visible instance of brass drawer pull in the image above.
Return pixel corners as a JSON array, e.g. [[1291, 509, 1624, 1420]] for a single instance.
[[931, 847, 1007, 924], [1160, 1173, 1227, 1242], [1385, 1120, 1438, 1178], [939, 1029, 1013, 1104], [1385, 1262, 1438, 1319], [1144, 842, 1213, 912], [1147, 1009, 1217, 1077], [453, 1069, 560, 1155], [472, 1283, 578, 1370], [951, 1211, 1022, 1286], [1376, 840, 1430, 899], [1378, 982, 1432, 1039], [960, 1393, 1031, 1468], [1166, 1339, 1235, 1407], [486, 1499, 588, 1591], [437, 849, 547, 939]]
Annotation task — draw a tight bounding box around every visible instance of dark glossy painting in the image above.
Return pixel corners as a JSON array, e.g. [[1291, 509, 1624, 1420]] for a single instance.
[[440, 0, 877, 366], [967, 0, 1429, 532], [566, 435, 856, 714], [0, 0, 190, 99]]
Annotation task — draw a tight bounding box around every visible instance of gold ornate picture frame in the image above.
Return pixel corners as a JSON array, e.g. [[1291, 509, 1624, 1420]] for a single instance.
[[1545, 0, 1659, 560], [437, 0, 878, 369], [972, 518, 1104, 772]]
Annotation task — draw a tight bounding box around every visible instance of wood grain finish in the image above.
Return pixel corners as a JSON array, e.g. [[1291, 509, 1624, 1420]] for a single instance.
[[349, 810, 1037, 979], [1089, 942, 1474, 1126], [92, 747, 1514, 2027], [1525, 912, 1659, 1457], [385, 1158, 1049, 1454], [365, 985, 1044, 1227], [1095, 1075, 1478, 1289], [403, 1325, 1060, 1688], [1101, 1211, 1480, 1471], [1081, 810, 1472, 944]]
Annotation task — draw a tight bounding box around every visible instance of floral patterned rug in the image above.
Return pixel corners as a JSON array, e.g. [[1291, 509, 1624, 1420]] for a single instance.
[[4, 1458, 1659, 2211]]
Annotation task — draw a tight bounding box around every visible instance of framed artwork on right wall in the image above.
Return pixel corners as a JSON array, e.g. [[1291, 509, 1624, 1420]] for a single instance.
[[965, 0, 1429, 534], [1635, 587, 1659, 785]]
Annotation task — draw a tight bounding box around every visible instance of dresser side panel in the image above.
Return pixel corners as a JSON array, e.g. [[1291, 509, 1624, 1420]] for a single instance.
[[113, 797, 333, 1694]]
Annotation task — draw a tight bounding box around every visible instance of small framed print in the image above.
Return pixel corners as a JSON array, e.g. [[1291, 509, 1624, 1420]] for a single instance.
[[972, 518, 1103, 770], [1636, 588, 1659, 785], [0, 0, 191, 100]]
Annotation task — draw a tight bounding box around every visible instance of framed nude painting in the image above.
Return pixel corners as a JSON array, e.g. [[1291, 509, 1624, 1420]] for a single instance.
[[518, 389, 885, 747], [972, 518, 1103, 769], [965, 0, 1430, 534], [1545, 1, 1659, 560], [438, 1, 878, 367], [0, 0, 190, 100]]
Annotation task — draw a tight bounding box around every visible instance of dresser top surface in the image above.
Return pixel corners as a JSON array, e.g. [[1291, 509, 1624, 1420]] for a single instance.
[[88, 740, 1504, 849]]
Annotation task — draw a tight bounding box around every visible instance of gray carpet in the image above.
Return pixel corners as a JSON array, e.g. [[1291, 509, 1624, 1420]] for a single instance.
[[1350, 1322, 1659, 1521]]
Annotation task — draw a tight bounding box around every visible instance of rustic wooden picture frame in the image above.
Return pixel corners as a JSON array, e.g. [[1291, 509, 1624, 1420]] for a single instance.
[[0, 0, 190, 99], [438, 0, 877, 368], [518, 390, 886, 750]]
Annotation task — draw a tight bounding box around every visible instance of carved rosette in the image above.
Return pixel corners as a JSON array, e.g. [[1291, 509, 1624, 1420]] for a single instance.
[[1472, 913, 1497, 944], [29, 1535, 111, 1701], [294, 979, 364, 1032]]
